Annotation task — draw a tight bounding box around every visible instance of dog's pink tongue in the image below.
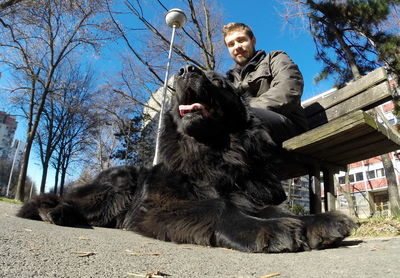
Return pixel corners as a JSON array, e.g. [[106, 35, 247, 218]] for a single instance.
[[179, 103, 209, 117]]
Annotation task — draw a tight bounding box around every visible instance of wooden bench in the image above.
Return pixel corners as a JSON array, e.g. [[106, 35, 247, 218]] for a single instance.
[[279, 67, 400, 213]]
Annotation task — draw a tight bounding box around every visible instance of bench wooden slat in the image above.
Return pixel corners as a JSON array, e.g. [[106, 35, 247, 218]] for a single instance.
[[288, 124, 372, 155], [328, 139, 399, 165], [284, 110, 368, 151], [306, 81, 392, 129], [315, 130, 397, 164], [283, 110, 400, 169], [337, 114, 400, 164], [302, 67, 388, 110], [307, 128, 384, 158]]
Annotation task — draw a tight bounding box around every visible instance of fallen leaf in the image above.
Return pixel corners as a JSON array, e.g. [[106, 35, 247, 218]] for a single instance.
[[127, 270, 170, 277], [370, 246, 385, 251], [344, 245, 361, 248], [260, 273, 281, 278], [179, 246, 192, 250], [221, 247, 235, 252], [76, 236, 91, 241], [139, 242, 156, 248], [71, 251, 96, 257], [125, 250, 162, 256]]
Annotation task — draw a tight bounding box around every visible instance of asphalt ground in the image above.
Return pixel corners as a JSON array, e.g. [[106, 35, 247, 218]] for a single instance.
[[1, 201, 399, 278]]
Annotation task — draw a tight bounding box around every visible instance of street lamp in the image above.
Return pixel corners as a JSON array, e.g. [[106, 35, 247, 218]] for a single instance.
[[6, 140, 20, 198], [152, 8, 187, 166]]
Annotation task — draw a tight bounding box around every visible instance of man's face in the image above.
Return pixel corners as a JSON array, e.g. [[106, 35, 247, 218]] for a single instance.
[[224, 30, 256, 66]]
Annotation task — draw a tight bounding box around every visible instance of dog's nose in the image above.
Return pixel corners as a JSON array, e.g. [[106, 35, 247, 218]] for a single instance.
[[179, 65, 201, 76]]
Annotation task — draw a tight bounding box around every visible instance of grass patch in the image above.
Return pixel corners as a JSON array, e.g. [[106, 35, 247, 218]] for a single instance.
[[0, 197, 23, 204], [352, 215, 400, 238]]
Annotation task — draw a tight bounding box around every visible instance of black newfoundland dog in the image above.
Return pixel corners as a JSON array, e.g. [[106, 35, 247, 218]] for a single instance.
[[18, 65, 355, 253]]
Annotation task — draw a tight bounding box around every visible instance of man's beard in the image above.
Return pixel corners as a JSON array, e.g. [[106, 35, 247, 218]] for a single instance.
[[235, 47, 256, 66]]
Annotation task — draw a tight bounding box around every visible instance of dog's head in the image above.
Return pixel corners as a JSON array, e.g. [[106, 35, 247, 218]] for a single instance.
[[170, 65, 248, 143]]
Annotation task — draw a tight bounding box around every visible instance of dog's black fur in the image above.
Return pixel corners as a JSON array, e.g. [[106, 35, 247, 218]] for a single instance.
[[18, 65, 355, 253]]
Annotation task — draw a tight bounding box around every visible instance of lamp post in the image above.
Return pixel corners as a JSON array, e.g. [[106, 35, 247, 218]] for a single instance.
[[6, 140, 20, 197], [152, 8, 187, 166]]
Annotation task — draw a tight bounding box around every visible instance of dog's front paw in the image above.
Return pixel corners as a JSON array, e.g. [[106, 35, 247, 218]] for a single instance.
[[303, 211, 357, 249], [259, 217, 309, 253]]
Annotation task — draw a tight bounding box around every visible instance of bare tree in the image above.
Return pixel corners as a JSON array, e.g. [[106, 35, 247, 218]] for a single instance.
[[0, 0, 24, 11], [51, 95, 99, 195], [36, 65, 95, 193], [88, 81, 144, 171], [0, 0, 112, 201], [105, 0, 225, 114]]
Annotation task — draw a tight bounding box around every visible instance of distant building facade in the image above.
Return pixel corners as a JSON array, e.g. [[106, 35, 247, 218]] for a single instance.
[[335, 151, 399, 218], [333, 101, 399, 218], [0, 111, 18, 159]]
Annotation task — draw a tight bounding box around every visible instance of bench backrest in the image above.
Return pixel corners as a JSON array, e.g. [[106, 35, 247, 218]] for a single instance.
[[302, 67, 392, 129]]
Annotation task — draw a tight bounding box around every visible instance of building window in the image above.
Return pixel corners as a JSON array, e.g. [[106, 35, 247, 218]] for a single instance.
[[355, 172, 364, 182], [365, 168, 385, 180], [366, 170, 376, 179], [338, 169, 374, 184], [376, 168, 385, 178]]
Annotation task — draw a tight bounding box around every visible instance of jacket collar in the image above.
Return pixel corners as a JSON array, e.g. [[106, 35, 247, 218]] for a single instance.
[[230, 50, 266, 78], [233, 50, 265, 69]]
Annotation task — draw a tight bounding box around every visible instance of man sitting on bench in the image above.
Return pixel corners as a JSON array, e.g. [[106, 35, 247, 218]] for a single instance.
[[223, 22, 308, 145]]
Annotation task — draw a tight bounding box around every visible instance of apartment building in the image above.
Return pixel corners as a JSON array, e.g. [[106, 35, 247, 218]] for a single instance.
[[0, 111, 18, 159], [335, 101, 399, 218]]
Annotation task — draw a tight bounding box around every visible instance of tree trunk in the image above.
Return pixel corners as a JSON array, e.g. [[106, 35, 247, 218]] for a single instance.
[[15, 133, 33, 201], [381, 153, 400, 216], [15, 92, 50, 201], [59, 144, 71, 196], [59, 159, 69, 196], [15, 72, 53, 201], [59, 169, 66, 196], [330, 22, 361, 79], [40, 145, 55, 193], [372, 108, 400, 216], [15, 82, 37, 201], [53, 153, 61, 194], [39, 160, 49, 193], [342, 166, 358, 217], [0, 0, 23, 11]]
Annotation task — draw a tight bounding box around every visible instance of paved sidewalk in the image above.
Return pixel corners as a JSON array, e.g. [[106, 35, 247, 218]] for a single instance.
[[1, 201, 399, 278]]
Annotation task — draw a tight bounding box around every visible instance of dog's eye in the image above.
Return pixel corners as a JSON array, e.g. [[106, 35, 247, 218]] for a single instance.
[[212, 79, 223, 87]]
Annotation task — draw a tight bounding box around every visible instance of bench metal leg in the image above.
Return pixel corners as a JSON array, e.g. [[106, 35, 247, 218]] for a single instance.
[[309, 166, 322, 214], [323, 168, 337, 212]]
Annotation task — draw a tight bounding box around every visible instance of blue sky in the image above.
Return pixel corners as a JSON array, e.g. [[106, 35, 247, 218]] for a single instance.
[[1, 0, 335, 192]]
